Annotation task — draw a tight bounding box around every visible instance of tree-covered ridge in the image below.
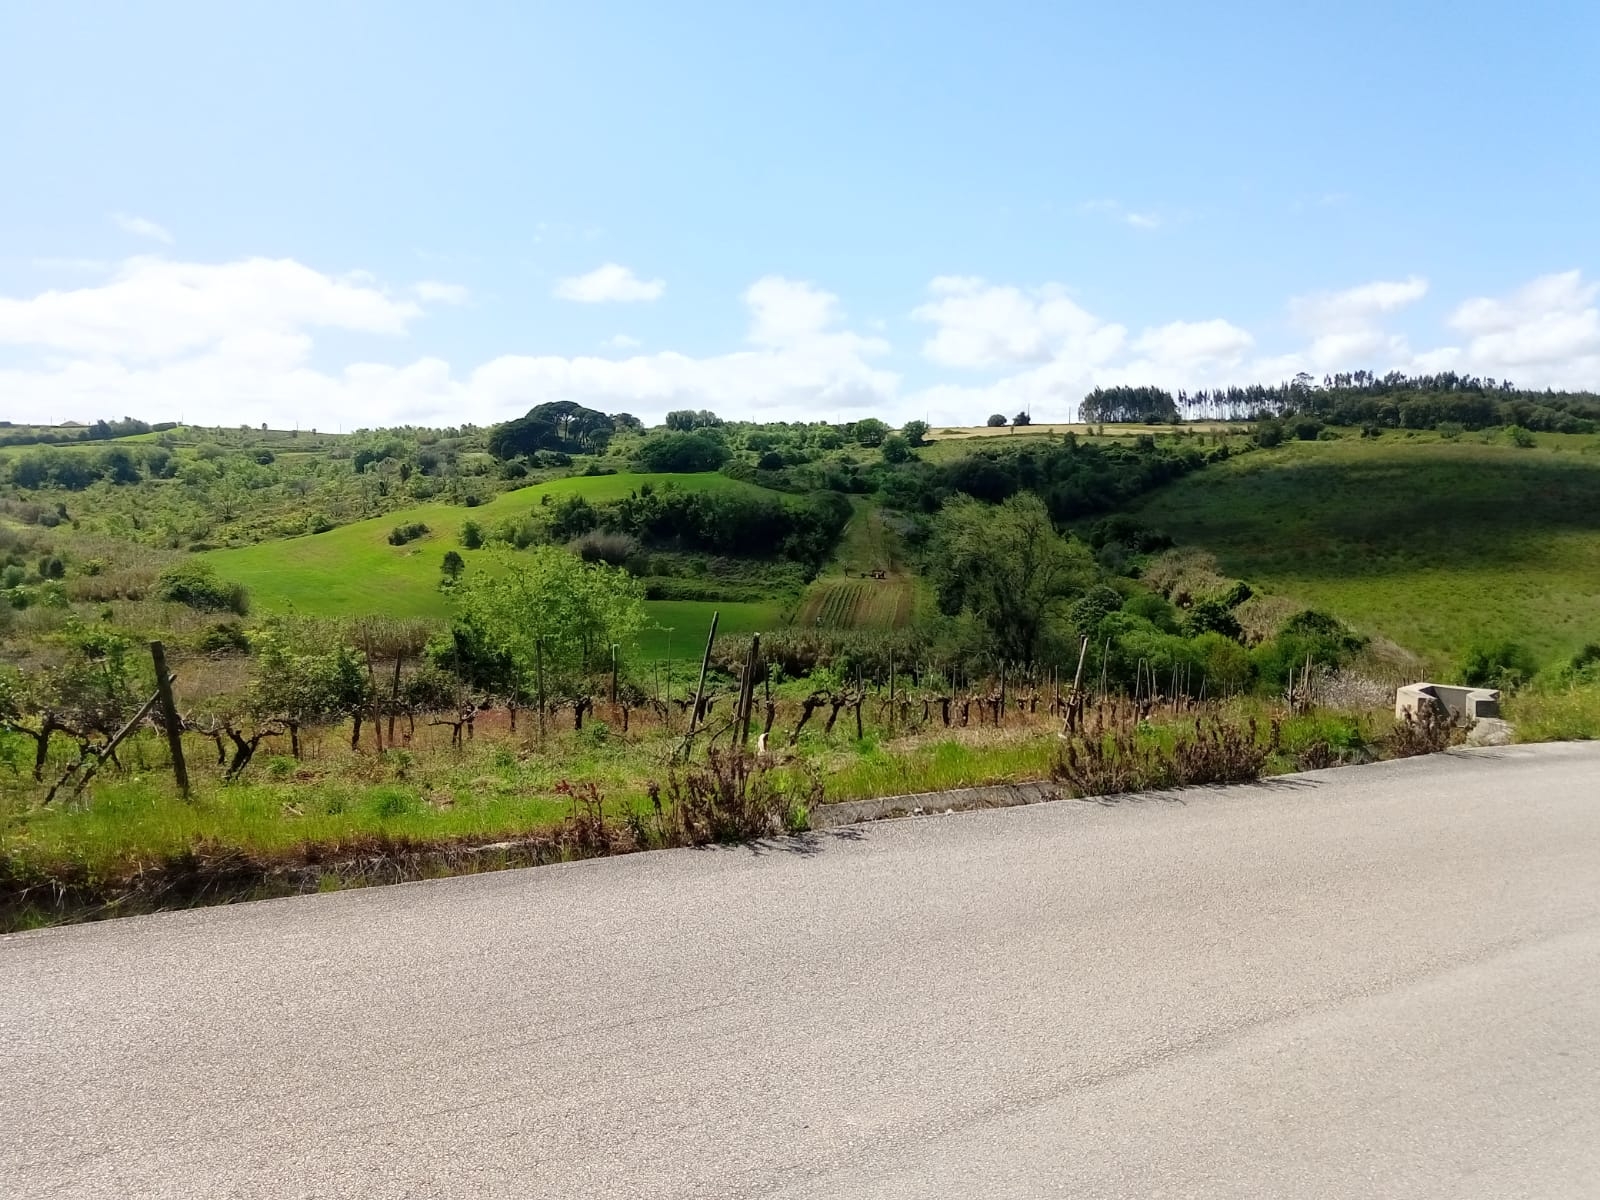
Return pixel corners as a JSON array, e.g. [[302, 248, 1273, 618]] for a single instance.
[[1086, 371, 1600, 432]]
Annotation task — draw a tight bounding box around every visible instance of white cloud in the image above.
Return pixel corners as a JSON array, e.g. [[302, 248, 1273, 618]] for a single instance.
[[553, 263, 665, 303], [5, 254, 1597, 432], [913, 277, 1123, 369], [112, 213, 174, 245], [1077, 199, 1165, 231], [1290, 277, 1428, 335], [0, 256, 419, 360], [904, 279, 1256, 424], [1282, 276, 1428, 373], [0, 259, 894, 428], [1436, 270, 1600, 384], [1132, 319, 1253, 365], [603, 333, 641, 351], [412, 281, 469, 305]]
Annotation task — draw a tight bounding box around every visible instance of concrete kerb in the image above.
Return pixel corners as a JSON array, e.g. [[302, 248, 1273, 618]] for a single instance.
[[811, 781, 1064, 827]]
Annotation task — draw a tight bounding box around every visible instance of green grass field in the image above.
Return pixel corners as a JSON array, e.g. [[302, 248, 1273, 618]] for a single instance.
[[204, 470, 774, 614], [202, 472, 790, 656], [1135, 433, 1600, 672]]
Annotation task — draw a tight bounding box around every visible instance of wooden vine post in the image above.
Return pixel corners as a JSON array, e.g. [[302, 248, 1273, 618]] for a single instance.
[[149, 641, 190, 799], [737, 633, 761, 748], [687, 611, 720, 735], [535, 637, 546, 743]]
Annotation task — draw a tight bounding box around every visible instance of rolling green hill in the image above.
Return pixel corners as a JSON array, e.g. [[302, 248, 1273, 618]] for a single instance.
[[1134, 433, 1600, 672], [202, 472, 791, 654]]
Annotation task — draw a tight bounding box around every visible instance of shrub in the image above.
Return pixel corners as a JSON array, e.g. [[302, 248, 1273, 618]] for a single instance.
[[1557, 643, 1600, 686], [569, 530, 638, 566], [155, 560, 250, 615], [387, 522, 429, 546], [198, 621, 251, 655], [1124, 591, 1179, 633], [634, 431, 729, 473], [1170, 717, 1270, 784], [1182, 598, 1243, 641], [661, 748, 817, 844], [1252, 610, 1366, 689], [1291, 418, 1323, 441], [460, 519, 484, 550], [986, 414, 1007, 427], [1255, 419, 1285, 448], [1459, 640, 1537, 691], [1051, 715, 1268, 797], [1506, 425, 1536, 448], [1387, 704, 1464, 758]]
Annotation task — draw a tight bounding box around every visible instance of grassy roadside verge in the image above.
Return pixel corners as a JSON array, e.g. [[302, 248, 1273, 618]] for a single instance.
[[6, 686, 1551, 931]]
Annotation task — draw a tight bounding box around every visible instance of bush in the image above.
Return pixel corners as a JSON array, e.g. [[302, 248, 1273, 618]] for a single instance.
[[661, 748, 816, 844], [1124, 591, 1179, 633], [985, 414, 1008, 427], [569, 531, 638, 566], [387, 522, 429, 546], [1182, 598, 1243, 641], [634, 431, 729, 473], [1506, 425, 1536, 448], [1459, 640, 1537, 691], [1255, 419, 1285, 448], [198, 621, 251, 655], [155, 561, 250, 615], [460, 519, 484, 550], [1052, 715, 1268, 796], [1387, 705, 1465, 758]]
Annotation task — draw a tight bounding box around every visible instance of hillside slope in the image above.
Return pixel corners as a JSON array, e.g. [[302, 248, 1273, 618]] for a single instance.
[[1134, 433, 1600, 672], [201, 472, 788, 652]]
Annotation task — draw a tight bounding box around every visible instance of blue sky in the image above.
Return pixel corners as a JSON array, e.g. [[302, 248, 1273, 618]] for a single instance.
[[2, 0, 1597, 429]]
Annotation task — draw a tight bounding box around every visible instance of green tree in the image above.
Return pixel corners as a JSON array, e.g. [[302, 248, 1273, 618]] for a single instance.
[[441, 550, 466, 581], [1080, 385, 1179, 423], [1012, 411, 1032, 427], [928, 493, 1094, 667], [851, 418, 890, 447], [901, 420, 930, 447], [985, 413, 1008, 427], [249, 619, 371, 757], [447, 547, 645, 700], [633, 431, 729, 472], [880, 434, 912, 463]]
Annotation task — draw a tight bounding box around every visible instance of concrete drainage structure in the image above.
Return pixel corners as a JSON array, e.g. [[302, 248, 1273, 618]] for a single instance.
[[1395, 682, 1501, 722], [1396, 682, 1513, 746]]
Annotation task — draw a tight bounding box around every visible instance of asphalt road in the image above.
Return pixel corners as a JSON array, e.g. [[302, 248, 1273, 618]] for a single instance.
[[5, 743, 1600, 1199]]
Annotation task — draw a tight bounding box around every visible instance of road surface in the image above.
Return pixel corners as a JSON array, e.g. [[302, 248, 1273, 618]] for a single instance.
[[5, 743, 1600, 1198]]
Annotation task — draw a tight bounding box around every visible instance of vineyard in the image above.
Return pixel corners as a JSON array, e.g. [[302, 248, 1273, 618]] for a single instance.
[[797, 575, 915, 630]]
